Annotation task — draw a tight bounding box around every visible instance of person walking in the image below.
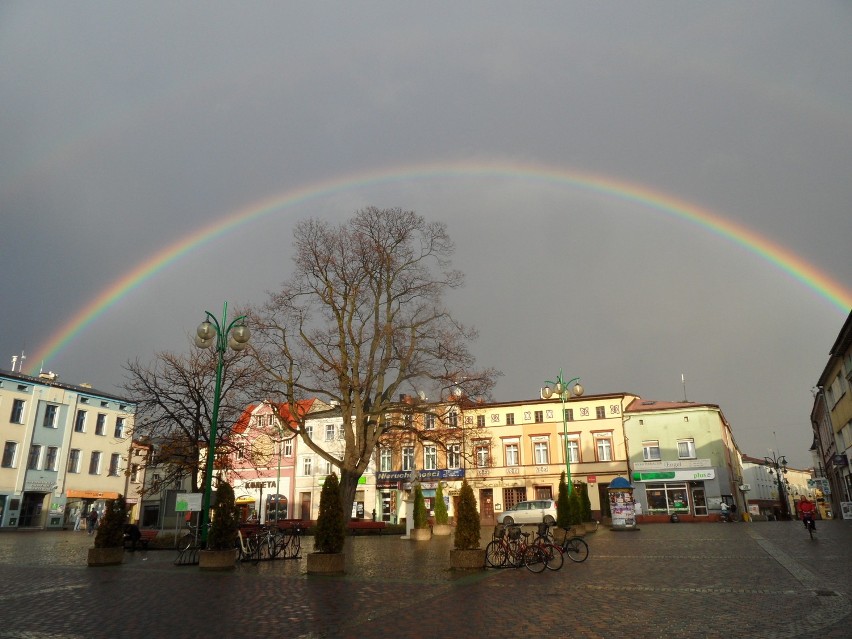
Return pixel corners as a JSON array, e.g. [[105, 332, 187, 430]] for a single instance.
[[86, 509, 99, 535], [720, 501, 729, 522], [73, 509, 82, 532]]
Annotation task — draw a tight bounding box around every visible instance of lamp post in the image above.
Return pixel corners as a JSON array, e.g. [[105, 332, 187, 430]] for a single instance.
[[542, 370, 583, 494], [265, 400, 289, 524], [194, 301, 250, 544], [763, 452, 790, 521]]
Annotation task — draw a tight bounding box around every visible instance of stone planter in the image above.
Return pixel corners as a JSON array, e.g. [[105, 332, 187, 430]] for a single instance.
[[307, 552, 345, 574], [87, 546, 124, 567], [450, 548, 486, 570], [583, 521, 599, 534], [410, 527, 432, 541], [199, 549, 237, 571], [432, 523, 453, 536]]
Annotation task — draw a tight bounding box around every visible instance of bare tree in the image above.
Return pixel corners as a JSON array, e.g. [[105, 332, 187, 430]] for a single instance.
[[250, 207, 500, 518], [122, 344, 263, 497]]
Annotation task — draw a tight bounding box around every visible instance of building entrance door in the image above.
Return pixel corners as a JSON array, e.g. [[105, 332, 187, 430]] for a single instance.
[[479, 489, 494, 525], [19, 493, 46, 527], [692, 487, 708, 516]]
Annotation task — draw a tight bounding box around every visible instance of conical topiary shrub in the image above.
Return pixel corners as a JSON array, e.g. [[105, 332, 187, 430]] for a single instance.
[[432, 481, 452, 536], [207, 481, 239, 551], [314, 472, 346, 554], [308, 472, 347, 574], [579, 481, 593, 522], [568, 485, 583, 532], [450, 479, 484, 569], [88, 495, 127, 566], [94, 495, 127, 548], [413, 484, 429, 529]]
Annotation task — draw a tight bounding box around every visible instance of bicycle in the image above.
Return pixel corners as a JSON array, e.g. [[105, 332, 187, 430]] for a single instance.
[[556, 527, 590, 563], [275, 522, 302, 559], [803, 514, 816, 540], [236, 528, 262, 564], [531, 523, 564, 571]]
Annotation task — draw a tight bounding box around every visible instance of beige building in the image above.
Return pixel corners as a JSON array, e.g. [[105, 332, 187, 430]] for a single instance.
[[0, 369, 136, 529]]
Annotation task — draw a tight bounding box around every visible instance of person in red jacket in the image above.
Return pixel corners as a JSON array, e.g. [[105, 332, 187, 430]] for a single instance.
[[799, 497, 816, 531]]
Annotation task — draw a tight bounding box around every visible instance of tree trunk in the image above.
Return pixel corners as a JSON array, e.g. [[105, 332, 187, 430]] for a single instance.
[[338, 467, 359, 520]]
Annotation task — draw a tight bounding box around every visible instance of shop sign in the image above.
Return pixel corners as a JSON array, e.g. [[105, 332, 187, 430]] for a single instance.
[[807, 478, 831, 495], [376, 468, 465, 482], [633, 459, 711, 470], [24, 480, 55, 492], [245, 480, 277, 489], [632, 469, 715, 482], [587, 475, 596, 484], [175, 493, 202, 512]]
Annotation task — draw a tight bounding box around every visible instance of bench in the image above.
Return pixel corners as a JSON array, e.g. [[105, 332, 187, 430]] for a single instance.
[[346, 520, 386, 535], [124, 528, 158, 550]]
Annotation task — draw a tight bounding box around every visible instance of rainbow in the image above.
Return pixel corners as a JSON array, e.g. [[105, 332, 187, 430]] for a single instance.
[[25, 160, 852, 376]]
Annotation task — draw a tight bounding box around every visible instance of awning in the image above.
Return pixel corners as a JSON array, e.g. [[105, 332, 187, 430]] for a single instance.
[[66, 490, 121, 499], [235, 495, 256, 504]]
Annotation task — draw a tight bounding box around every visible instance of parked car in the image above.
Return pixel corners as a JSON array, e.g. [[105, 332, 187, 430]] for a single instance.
[[496, 499, 557, 525]]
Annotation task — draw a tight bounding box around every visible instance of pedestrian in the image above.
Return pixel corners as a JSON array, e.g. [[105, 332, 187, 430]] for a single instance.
[[720, 501, 729, 522], [86, 509, 98, 535], [799, 497, 816, 531], [729, 502, 738, 521], [73, 509, 82, 532]]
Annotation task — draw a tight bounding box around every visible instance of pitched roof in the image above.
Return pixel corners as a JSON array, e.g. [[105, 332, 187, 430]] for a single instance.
[[231, 399, 317, 434]]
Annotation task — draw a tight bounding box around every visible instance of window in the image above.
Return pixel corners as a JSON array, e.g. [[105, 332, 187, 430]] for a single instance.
[[108, 453, 121, 476], [643, 440, 661, 461], [45, 446, 59, 471], [475, 443, 490, 468], [645, 483, 689, 513], [114, 417, 126, 438], [477, 415, 485, 428], [95, 413, 107, 436], [424, 445, 437, 470], [74, 410, 86, 433], [447, 443, 461, 469], [130, 464, 141, 483], [534, 410, 544, 423], [302, 457, 313, 475], [506, 413, 515, 425], [447, 412, 458, 428], [505, 442, 519, 466], [380, 448, 392, 472], [402, 446, 414, 471], [337, 425, 345, 440], [404, 413, 413, 427], [324, 460, 332, 475], [2, 442, 18, 468], [424, 413, 436, 430], [533, 439, 549, 464], [88, 451, 102, 475], [43, 404, 58, 428], [566, 438, 579, 463], [325, 424, 335, 441], [68, 449, 81, 473], [304, 424, 313, 439], [596, 435, 612, 461], [564, 408, 574, 422], [595, 406, 605, 419], [10, 399, 25, 424], [27, 444, 42, 470], [678, 439, 696, 459], [283, 438, 294, 457]]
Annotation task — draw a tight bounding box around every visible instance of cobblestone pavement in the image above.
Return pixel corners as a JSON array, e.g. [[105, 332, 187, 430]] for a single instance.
[[0, 519, 850, 639]]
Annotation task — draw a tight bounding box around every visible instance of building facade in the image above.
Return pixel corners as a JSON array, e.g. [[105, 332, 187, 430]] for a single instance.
[[0, 369, 136, 530], [811, 310, 852, 517], [624, 400, 744, 521]]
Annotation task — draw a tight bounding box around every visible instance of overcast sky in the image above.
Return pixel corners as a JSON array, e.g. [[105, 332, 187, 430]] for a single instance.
[[2, 2, 851, 469]]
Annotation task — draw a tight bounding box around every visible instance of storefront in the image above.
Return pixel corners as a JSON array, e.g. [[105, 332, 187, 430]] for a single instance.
[[632, 467, 716, 519], [65, 489, 121, 530], [376, 468, 464, 524]]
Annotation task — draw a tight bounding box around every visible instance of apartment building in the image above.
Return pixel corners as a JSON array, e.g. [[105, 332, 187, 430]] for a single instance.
[[0, 369, 135, 529], [624, 399, 743, 521]]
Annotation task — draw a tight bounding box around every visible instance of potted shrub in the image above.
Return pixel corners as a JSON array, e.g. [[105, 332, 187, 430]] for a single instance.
[[410, 483, 432, 540], [568, 485, 584, 536], [200, 481, 239, 570], [307, 472, 346, 574], [554, 472, 572, 543], [450, 479, 485, 569], [87, 496, 127, 566], [432, 481, 453, 536]]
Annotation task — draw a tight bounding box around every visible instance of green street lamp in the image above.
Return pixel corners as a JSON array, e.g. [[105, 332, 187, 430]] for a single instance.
[[763, 452, 790, 521], [264, 400, 290, 523], [542, 370, 583, 494], [194, 301, 250, 544]]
